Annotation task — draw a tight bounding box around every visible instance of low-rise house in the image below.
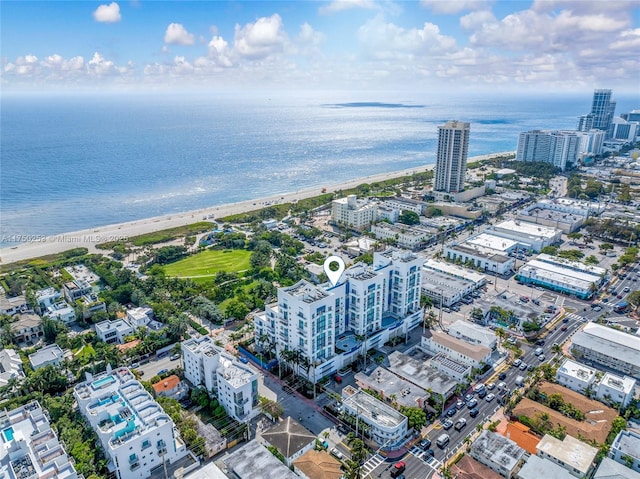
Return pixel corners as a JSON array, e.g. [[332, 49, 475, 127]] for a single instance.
[[28, 344, 64, 371], [36, 287, 61, 309], [126, 307, 154, 328], [95, 319, 134, 344], [152, 375, 189, 401], [451, 455, 508, 479], [293, 450, 343, 479], [387, 351, 458, 402], [260, 417, 316, 467], [0, 290, 28, 316], [596, 373, 636, 408], [447, 320, 497, 350], [0, 401, 80, 479], [609, 430, 640, 472], [10, 313, 43, 345], [222, 440, 298, 479], [501, 422, 541, 455], [518, 455, 576, 479], [421, 330, 492, 368], [595, 457, 640, 479], [536, 434, 598, 478], [555, 359, 597, 394], [341, 385, 408, 447], [0, 349, 24, 388], [469, 430, 527, 479], [63, 279, 92, 303]]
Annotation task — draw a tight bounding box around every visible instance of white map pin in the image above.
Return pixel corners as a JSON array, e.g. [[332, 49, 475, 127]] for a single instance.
[[323, 255, 346, 287]]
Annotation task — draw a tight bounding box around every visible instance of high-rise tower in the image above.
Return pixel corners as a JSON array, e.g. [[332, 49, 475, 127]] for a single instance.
[[590, 89, 616, 134], [434, 120, 470, 193]]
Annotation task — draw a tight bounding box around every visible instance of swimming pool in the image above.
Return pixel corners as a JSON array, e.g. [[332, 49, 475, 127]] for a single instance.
[[92, 375, 116, 389], [3, 427, 14, 442]]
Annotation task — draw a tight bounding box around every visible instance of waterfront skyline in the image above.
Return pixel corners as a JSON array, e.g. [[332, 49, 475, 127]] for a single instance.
[[2, 0, 639, 93]]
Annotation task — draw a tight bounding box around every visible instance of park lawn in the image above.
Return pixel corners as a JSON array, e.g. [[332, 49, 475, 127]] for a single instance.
[[74, 344, 96, 362], [163, 249, 251, 278]]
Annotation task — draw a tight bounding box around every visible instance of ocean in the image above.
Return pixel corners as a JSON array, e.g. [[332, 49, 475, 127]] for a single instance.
[[0, 90, 637, 246]]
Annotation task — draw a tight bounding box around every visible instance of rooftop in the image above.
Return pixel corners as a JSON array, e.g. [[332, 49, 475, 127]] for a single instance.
[[426, 330, 492, 361], [261, 417, 316, 459], [28, 344, 64, 369], [611, 430, 640, 461], [557, 358, 597, 382], [282, 280, 330, 303], [421, 270, 475, 294], [493, 219, 560, 239], [446, 242, 512, 263], [596, 457, 640, 479], [222, 440, 298, 479], [0, 349, 24, 387], [218, 360, 256, 388], [502, 422, 541, 455], [467, 232, 518, 252], [183, 335, 223, 356], [10, 313, 42, 331], [450, 455, 504, 479], [520, 259, 602, 289], [345, 263, 379, 281], [572, 323, 640, 368], [599, 373, 636, 394], [519, 455, 577, 479], [152, 375, 181, 394], [423, 259, 487, 284], [536, 253, 606, 277], [430, 352, 471, 375], [293, 450, 343, 479], [342, 386, 407, 429], [448, 320, 496, 345], [470, 430, 526, 471], [387, 351, 457, 397], [355, 367, 429, 408], [537, 434, 598, 474]]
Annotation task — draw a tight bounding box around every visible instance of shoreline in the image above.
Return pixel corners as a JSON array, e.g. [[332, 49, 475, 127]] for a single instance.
[[0, 152, 512, 264]]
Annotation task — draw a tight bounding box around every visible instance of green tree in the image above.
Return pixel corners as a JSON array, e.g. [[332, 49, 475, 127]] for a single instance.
[[627, 290, 640, 310], [400, 406, 427, 430], [225, 299, 250, 320], [398, 210, 420, 225]]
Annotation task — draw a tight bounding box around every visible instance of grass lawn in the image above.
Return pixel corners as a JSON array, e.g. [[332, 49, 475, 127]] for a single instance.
[[74, 344, 96, 361], [163, 249, 251, 278]]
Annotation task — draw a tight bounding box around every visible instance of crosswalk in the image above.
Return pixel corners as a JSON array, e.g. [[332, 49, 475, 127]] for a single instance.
[[564, 312, 586, 323], [362, 454, 385, 477], [409, 446, 443, 469]]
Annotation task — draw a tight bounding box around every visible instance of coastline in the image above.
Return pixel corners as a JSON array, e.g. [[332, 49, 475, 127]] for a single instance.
[[0, 152, 512, 264]]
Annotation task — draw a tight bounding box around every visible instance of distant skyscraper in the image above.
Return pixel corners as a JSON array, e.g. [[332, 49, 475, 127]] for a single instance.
[[434, 120, 470, 193], [590, 89, 616, 135], [577, 114, 594, 132]]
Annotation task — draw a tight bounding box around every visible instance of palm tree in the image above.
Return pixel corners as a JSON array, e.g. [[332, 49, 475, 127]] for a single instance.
[[495, 327, 507, 350], [551, 343, 563, 355]]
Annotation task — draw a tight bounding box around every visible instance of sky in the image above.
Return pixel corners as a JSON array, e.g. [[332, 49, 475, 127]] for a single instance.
[[1, 0, 640, 94]]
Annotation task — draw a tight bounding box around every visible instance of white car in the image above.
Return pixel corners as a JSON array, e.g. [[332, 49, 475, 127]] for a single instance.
[[485, 393, 495, 402], [486, 382, 495, 390], [513, 359, 522, 367]]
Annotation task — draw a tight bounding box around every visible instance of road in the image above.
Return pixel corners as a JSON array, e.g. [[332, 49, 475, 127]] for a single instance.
[[135, 354, 181, 379]]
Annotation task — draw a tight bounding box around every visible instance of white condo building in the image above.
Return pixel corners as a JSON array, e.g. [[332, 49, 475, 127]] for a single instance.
[[0, 401, 80, 479], [331, 195, 377, 230], [182, 336, 259, 422], [555, 359, 596, 394], [74, 367, 187, 479], [254, 249, 423, 381], [516, 130, 580, 170], [595, 373, 636, 408], [488, 220, 562, 253]]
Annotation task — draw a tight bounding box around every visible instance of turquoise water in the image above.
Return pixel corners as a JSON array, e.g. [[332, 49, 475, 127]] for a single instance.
[[92, 375, 115, 389], [3, 427, 14, 441]]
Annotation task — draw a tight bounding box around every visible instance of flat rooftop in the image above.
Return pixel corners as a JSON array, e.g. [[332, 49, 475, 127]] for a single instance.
[[282, 280, 330, 303], [493, 219, 560, 239], [423, 259, 487, 285], [342, 386, 407, 429], [536, 253, 606, 276], [518, 455, 576, 479], [471, 430, 526, 471], [600, 372, 636, 394], [557, 358, 596, 382], [522, 208, 586, 224], [594, 457, 640, 479], [520, 259, 601, 288], [427, 330, 491, 362], [572, 323, 640, 367], [467, 233, 518, 252], [387, 351, 457, 396], [421, 270, 474, 293], [430, 352, 470, 375], [218, 361, 255, 388], [222, 440, 298, 479], [446, 243, 511, 263], [537, 434, 598, 474], [345, 263, 379, 281], [612, 430, 640, 461], [355, 367, 429, 409]]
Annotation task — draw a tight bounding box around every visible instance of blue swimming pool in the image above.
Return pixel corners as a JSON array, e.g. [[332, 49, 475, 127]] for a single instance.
[[92, 375, 116, 389], [4, 427, 15, 441]]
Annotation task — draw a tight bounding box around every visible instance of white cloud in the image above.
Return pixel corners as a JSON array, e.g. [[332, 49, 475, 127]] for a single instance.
[[88, 52, 117, 76], [420, 0, 488, 15], [460, 10, 496, 31], [164, 23, 195, 45], [296, 23, 325, 46], [93, 2, 121, 23], [319, 0, 376, 15], [233, 14, 288, 60], [358, 15, 457, 60], [208, 36, 233, 67]]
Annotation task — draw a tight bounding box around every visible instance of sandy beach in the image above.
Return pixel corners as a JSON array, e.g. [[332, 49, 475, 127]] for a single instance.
[[0, 152, 512, 264]]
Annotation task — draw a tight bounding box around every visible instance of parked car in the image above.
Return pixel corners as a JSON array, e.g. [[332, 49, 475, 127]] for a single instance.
[[157, 369, 168, 375], [498, 372, 507, 380], [486, 382, 495, 390], [519, 362, 528, 371], [446, 408, 457, 417], [442, 420, 454, 430], [454, 418, 467, 431], [170, 354, 180, 361], [467, 398, 478, 408], [456, 400, 464, 409], [485, 393, 495, 402], [538, 354, 546, 361], [513, 359, 522, 367], [330, 448, 344, 460], [469, 408, 480, 417], [464, 394, 474, 402]]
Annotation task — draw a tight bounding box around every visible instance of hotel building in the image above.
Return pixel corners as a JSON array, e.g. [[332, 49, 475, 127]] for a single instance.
[[434, 121, 470, 193]]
